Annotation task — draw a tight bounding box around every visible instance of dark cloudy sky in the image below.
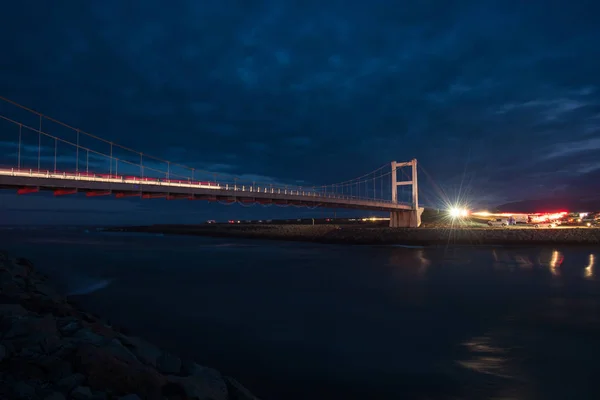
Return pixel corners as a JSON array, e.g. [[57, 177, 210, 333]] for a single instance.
[[1, 0, 600, 224]]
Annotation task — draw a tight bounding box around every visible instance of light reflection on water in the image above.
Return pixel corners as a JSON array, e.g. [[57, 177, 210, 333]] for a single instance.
[[585, 254, 595, 279], [2, 228, 600, 400]]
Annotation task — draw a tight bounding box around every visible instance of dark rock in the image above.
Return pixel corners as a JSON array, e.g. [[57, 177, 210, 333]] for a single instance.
[[118, 395, 142, 400], [56, 373, 86, 392], [1, 281, 22, 297], [5, 357, 47, 381], [79, 312, 97, 323], [91, 391, 108, 400], [17, 346, 43, 358], [12, 381, 36, 399], [104, 339, 139, 364], [0, 304, 29, 317], [20, 295, 75, 317], [161, 381, 188, 399], [15, 257, 35, 270], [40, 333, 63, 354], [10, 259, 29, 277], [40, 357, 73, 382], [157, 352, 182, 375], [0, 269, 14, 284], [72, 344, 166, 399], [33, 282, 62, 301], [167, 366, 228, 400], [5, 314, 61, 355], [58, 318, 83, 336], [225, 377, 260, 400], [44, 392, 67, 400], [3, 317, 32, 340], [187, 363, 229, 399], [119, 335, 162, 367], [25, 313, 57, 336], [37, 355, 74, 382], [72, 328, 108, 346], [82, 320, 117, 340], [1, 251, 263, 400], [179, 359, 197, 376], [71, 386, 93, 400]]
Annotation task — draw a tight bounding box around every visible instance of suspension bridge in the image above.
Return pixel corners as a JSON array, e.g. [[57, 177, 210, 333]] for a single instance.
[[0, 96, 424, 227]]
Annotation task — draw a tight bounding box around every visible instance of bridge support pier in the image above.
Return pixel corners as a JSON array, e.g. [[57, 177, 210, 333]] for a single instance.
[[389, 158, 422, 228], [389, 207, 424, 228]]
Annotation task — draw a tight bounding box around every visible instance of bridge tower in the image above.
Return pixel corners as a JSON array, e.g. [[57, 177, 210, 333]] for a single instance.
[[389, 159, 424, 228]]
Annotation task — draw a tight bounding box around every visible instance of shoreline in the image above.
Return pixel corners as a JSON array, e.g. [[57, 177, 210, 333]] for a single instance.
[[0, 252, 260, 400], [102, 224, 600, 246]]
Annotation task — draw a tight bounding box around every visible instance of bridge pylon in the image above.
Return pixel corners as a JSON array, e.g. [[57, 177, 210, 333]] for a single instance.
[[389, 158, 423, 228]]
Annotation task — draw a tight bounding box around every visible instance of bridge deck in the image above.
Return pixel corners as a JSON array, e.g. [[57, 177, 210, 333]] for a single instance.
[[0, 169, 413, 212]]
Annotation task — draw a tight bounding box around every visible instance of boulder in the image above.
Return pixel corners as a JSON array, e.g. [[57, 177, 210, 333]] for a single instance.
[[8, 259, 29, 278], [225, 377, 260, 400], [58, 318, 83, 336], [72, 344, 166, 399], [157, 351, 182, 375], [83, 320, 118, 340], [71, 385, 94, 400], [72, 328, 109, 346], [119, 335, 163, 368], [12, 381, 36, 399], [166, 365, 228, 400], [36, 355, 74, 382], [118, 395, 142, 400], [167, 375, 228, 400], [33, 281, 62, 301], [4, 357, 48, 381], [0, 269, 14, 285], [4, 314, 62, 355], [43, 392, 67, 400], [104, 339, 139, 364], [91, 391, 109, 400], [0, 253, 264, 400], [56, 373, 86, 392]]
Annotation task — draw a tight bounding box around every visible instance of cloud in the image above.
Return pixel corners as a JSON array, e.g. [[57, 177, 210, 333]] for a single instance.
[[542, 138, 600, 160], [2, 0, 600, 219], [495, 98, 588, 121]]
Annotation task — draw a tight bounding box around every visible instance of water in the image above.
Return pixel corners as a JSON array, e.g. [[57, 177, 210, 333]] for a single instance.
[[2, 227, 600, 400]]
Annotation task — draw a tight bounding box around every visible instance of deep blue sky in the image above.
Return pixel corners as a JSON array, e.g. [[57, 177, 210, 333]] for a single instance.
[[1, 1, 600, 224]]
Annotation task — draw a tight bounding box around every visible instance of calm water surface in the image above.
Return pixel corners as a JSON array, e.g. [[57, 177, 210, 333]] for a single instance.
[[2, 227, 600, 400]]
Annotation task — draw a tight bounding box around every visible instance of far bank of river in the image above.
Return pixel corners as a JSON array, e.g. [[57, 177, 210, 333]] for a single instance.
[[103, 224, 600, 246]]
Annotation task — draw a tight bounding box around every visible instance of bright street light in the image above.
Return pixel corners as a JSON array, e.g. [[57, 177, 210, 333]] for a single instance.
[[449, 207, 469, 219]]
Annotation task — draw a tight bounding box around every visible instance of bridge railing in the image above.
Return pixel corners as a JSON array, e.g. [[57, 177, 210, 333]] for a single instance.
[[0, 95, 411, 205], [0, 167, 404, 205]]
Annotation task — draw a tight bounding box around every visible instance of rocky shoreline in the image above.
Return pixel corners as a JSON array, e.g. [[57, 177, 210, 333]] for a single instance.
[[0, 252, 260, 400], [104, 224, 600, 246]]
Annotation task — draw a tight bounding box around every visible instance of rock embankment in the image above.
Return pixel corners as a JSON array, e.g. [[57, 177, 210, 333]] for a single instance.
[[106, 224, 600, 246], [0, 252, 261, 400]]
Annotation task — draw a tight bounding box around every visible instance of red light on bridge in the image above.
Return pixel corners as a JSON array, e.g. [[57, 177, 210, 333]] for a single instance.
[[54, 189, 77, 196], [115, 193, 140, 198], [16, 187, 39, 195], [86, 191, 111, 197]]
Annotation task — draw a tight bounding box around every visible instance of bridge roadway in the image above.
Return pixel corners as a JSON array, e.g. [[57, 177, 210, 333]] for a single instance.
[[0, 168, 413, 212]]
